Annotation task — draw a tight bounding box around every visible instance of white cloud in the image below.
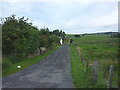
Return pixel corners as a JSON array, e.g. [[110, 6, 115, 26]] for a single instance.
[[2, 2, 25, 16], [91, 9, 118, 26], [1, 1, 118, 33], [65, 24, 118, 34], [2, 0, 119, 2]]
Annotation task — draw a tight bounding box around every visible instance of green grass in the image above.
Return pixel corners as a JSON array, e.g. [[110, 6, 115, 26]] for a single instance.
[[70, 45, 87, 88], [69, 34, 118, 88], [2, 46, 60, 77]]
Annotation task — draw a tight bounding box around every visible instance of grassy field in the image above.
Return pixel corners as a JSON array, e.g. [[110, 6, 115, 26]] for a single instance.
[[2, 46, 59, 77], [69, 34, 118, 88]]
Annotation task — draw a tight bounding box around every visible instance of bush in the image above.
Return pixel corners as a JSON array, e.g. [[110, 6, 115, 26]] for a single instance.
[[2, 57, 12, 69], [74, 35, 80, 37], [2, 14, 66, 64]]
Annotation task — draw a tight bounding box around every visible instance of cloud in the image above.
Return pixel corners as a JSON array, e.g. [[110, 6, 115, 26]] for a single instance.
[[65, 24, 118, 34], [2, 0, 119, 2], [91, 9, 118, 26], [1, 1, 118, 33]]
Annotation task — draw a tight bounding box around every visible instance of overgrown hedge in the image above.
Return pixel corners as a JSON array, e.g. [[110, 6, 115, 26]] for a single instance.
[[2, 14, 66, 64]]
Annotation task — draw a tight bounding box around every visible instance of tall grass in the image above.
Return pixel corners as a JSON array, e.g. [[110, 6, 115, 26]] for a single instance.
[[69, 34, 118, 88], [72, 35, 118, 72]]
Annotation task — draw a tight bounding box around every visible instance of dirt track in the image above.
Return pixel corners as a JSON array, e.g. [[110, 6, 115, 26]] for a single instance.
[[2, 45, 73, 88]]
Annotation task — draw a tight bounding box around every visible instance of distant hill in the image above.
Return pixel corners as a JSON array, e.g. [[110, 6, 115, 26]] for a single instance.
[[82, 32, 120, 38], [83, 32, 119, 35]]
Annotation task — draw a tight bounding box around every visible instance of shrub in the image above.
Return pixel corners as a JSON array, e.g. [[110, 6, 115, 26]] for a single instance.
[[2, 57, 12, 69]]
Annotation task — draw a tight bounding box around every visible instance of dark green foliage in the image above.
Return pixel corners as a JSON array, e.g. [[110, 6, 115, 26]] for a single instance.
[[2, 57, 12, 69], [74, 35, 80, 37], [53, 29, 60, 36], [110, 33, 120, 38], [82, 34, 85, 36], [70, 39, 73, 43], [52, 29, 66, 43], [2, 14, 66, 64]]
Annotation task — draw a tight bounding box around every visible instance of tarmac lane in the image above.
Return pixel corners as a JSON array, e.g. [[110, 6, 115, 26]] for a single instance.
[[2, 45, 73, 88]]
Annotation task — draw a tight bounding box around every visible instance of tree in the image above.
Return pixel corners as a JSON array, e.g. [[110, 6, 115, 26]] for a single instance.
[[53, 29, 59, 36], [2, 14, 66, 63]]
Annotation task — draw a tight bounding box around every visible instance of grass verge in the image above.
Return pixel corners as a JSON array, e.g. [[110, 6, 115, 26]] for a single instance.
[[2, 45, 59, 77], [70, 44, 87, 88]]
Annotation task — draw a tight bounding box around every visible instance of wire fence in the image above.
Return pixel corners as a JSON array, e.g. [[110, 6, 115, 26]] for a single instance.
[[72, 43, 118, 88]]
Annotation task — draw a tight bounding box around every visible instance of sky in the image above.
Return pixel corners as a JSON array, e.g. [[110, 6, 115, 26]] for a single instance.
[[1, 0, 119, 34]]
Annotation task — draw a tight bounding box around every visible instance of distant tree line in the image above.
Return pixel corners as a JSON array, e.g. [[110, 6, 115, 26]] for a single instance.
[[105, 32, 120, 38], [82, 32, 120, 38], [2, 14, 66, 63], [74, 35, 80, 37]]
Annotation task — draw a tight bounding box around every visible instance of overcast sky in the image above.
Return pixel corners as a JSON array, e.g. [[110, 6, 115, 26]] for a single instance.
[[1, 0, 119, 34]]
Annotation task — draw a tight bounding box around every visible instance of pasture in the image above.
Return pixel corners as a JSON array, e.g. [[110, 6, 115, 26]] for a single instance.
[[69, 34, 118, 88]]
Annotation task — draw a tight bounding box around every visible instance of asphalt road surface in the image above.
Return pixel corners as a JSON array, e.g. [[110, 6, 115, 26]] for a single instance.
[[2, 45, 73, 88]]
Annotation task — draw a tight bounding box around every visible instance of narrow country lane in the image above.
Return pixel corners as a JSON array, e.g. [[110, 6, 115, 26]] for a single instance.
[[2, 45, 73, 88]]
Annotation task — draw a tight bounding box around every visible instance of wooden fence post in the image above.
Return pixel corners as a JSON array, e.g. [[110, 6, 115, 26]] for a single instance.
[[93, 61, 98, 82], [108, 65, 114, 88]]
